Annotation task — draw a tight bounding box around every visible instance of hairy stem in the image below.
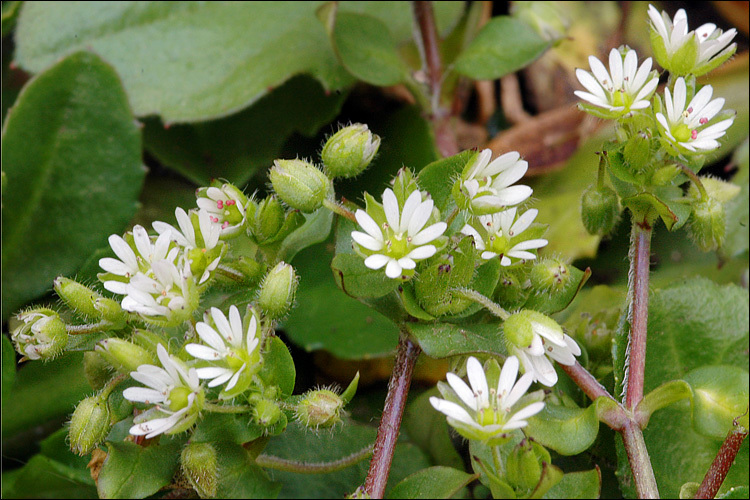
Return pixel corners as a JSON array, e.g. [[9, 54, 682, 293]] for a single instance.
[[560, 362, 627, 430], [363, 333, 421, 498], [323, 198, 358, 223], [622, 420, 660, 499], [256, 444, 373, 474], [694, 426, 749, 499], [625, 219, 653, 410], [204, 402, 253, 414]]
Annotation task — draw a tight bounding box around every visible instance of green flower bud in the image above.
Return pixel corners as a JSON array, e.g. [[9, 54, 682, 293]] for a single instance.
[[69, 394, 112, 455], [296, 388, 345, 429], [83, 351, 113, 390], [493, 267, 530, 311], [529, 258, 570, 294], [505, 439, 553, 494], [250, 195, 285, 244], [270, 159, 330, 213], [322, 123, 381, 179], [10, 308, 68, 360], [258, 262, 298, 319], [581, 184, 621, 237], [54, 277, 101, 319], [651, 164, 681, 186], [503, 312, 535, 350], [181, 442, 218, 499], [95, 338, 156, 374], [414, 237, 476, 317], [253, 398, 283, 428], [687, 196, 725, 251], [623, 132, 652, 173]]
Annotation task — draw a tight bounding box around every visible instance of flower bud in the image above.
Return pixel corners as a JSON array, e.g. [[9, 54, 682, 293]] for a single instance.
[[504, 310, 562, 352], [11, 308, 68, 360], [622, 132, 652, 173], [493, 267, 530, 311], [69, 393, 112, 455], [322, 124, 381, 179], [181, 442, 218, 499], [414, 238, 475, 317], [687, 196, 725, 251], [253, 398, 283, 428], [296, 388, 345, 429], [249, 196, 285, 244], [54, 277, 101, 319], [83, 351, 113, 390], [505, 439, 552, 493], [95, 338, 156, 374], [270, 159, 330, 213], [258, 262, 298, 319], [529, 258, 570, 294], [581, 184, 621, 237]]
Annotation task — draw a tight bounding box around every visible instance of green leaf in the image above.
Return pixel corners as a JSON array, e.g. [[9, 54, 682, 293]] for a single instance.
[[1, 454, 97, 499], [524, 402, 599, 456], [403, 388, 465, 470], [417, 150, 475, 211], [332, 253, 402, 299], [1, 1, 22, 37], [262, 421, 430, 499], [615, 277, 749, 498], [543, 467, 601, 499], [259, 336, 297, 397], [97, 440, 182, 499], [15, 2, 464, 123], [1, 334, 15, 408], [1, 51, 143, 320], [454, 16, 550, 80], [142, 75, 348, 186], [282, 242, 399, 359], [386, 466, 478, 499], [191, 413, 264, 446], [332, 12, 406, 86], [215, 442, 281, 499], [718, 486, 750, 499], [683, 365, 750, 439], [406, 322, 507, 359]]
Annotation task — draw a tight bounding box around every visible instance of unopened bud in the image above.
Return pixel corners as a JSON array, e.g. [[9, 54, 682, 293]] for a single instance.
[[581, 184, 621, 237], [258, 262, 298, 319], [253, 398, 283, 428], [54, 277, 101, 319], [322, 124, 381, 179], [69, 394, 111, 455], [414, 238, 475, 316], [687, 196, 725, 251], [96, 338, 156, 373], [11, 308, 68, 360], [181, 442, 218, 498], [83, 351, 113, 390], [505, 439, 552, 492], [529, 258, 570, 293], [296, 388, 345, 429], [623, 133, 651, 172], [270, 159, 330, 213], [250, 196, 285, 244], [504, 310, 562, 351]]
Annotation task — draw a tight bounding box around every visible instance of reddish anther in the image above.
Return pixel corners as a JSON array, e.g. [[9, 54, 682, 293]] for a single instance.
[[217, 200, 224, 209], [687, 107, 693, 113], [226, 200, 236, 206], [699, 117, 708, 125], [691, 129, 698, 140]]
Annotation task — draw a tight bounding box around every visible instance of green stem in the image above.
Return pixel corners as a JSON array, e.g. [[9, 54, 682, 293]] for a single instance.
[[204, 402, 253, 414], [256, 445, 373, 474], [65, 320, 113, 335], [100, 373, 128, 399], [596, 152, 608, 190], [444, 207, 461, 228], [216, 264, 247, 283], [451, 288, 510, 320], [677, 163, 709, 200], [323, 198, 358, 223], [491, 445, 505, 478]]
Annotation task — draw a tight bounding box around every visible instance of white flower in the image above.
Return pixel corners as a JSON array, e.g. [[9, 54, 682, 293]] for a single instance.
[[351, 188, 447, 279], [185, 305, 261, 395], [121, 259, 196, 325], [98, 226, 179, 295], [430, 356, 545, 443], [575, 48, 658, 118], [461, 207, 547, 265], [455, 149, 533, 214], [656, 77, 734, 153], [123, 344, 203, 439], [153, 208, 223, 284], [647, 5, 736, 76], [196, 184, 248, 237], [506, 311, 581, 387]]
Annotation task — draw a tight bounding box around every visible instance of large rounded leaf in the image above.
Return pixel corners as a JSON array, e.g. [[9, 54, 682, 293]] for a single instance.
[[1, 51, 143, 320]]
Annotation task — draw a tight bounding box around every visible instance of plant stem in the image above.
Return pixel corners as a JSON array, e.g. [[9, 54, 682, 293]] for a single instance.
[[412, 0, 458, 157], [363, 333, 421, 498], [66, 320, 113, 335], [323, 198, 358, 223], [560, 362, 627, 430], [204, 402, 253, 414], [694, 426, 749, 499], [622, 420, 660, 499], [451, 288, 510, 320], [625, 219, 653, 410], [256, 444, 373, 474]]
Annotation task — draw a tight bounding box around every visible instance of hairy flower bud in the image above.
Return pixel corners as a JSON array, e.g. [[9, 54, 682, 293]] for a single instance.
[[95, 338, 156, 374], [505, 439, 554, 493], [83, 351, 113, 390], [54, 277, 101, 319], [181, 442, 218, 499], [414, 237, 476, 317], [581, 184, 621, 237], [296, 388, 345, 429], [687, 196, 725, 252], [11, 308, 68, 360], [250, 196, 285, 243], [69, 394, 112, 455], [529, 258, 570, 294], [253, 398, 283, 428], [258, 262, 298, 319], [270, 159, 330, 213], [503, 312, 536, 350], [322, 123, 381, 179]]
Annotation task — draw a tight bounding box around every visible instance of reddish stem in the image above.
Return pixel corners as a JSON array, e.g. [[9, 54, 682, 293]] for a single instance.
[[363, 334, 421, 498], [626, 220, 653, 410], [561, 362, 626, 430], [622, 420, 660, 499], [694, 426, 749, 499]]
